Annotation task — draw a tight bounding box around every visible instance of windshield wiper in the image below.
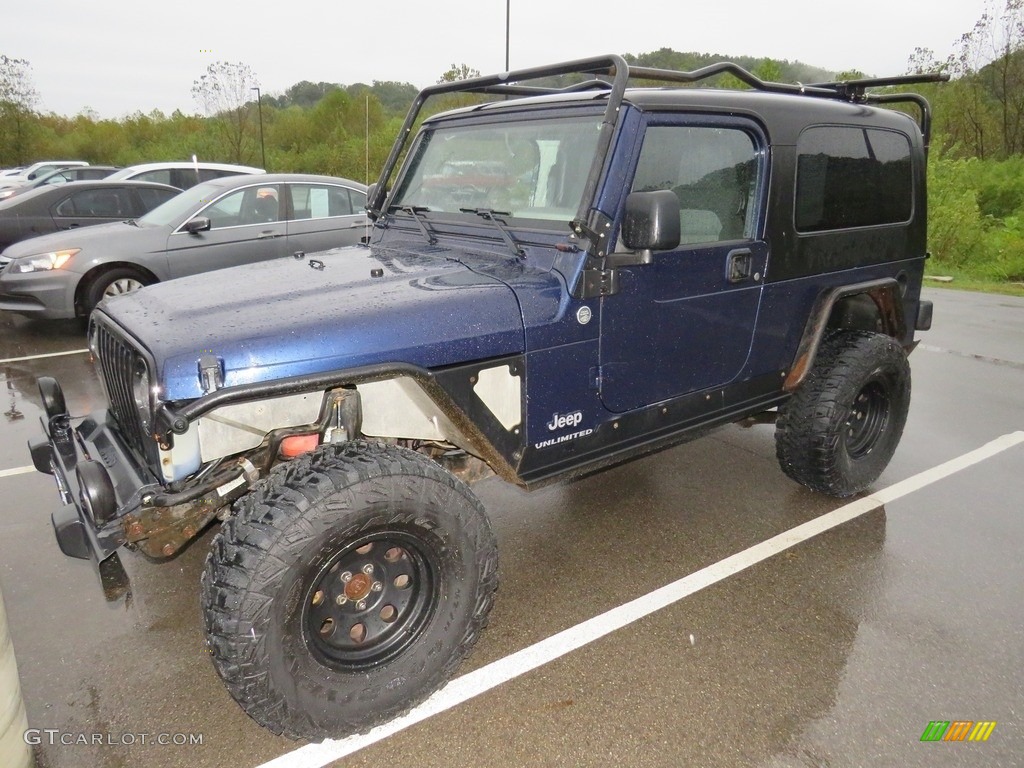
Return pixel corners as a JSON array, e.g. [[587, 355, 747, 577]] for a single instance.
[[393, 205, 437, 245], [459, 208, 524, 259]]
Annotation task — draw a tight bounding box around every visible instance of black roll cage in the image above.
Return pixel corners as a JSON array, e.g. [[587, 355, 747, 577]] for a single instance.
[[366, 54, 947, 253]]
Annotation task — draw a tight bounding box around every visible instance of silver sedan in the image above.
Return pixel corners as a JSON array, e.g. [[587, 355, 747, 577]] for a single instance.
[[0, 173, 367, 319]]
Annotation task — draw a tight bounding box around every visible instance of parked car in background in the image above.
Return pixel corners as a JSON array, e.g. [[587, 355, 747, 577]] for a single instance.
[[0, 166, 121, 200], [0, 180, 182, 251], [0, 173, 366, 319], [105, 161, 264, 190], [0, 161, 89, 188]]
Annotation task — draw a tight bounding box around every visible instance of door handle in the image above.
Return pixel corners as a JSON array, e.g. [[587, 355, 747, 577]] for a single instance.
[[257, 231, 281, 239], [68, 223, 80, 228], [726, 248, 753, 283]]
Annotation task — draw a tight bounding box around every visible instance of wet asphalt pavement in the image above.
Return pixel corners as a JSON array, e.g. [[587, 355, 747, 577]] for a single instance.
[[0, 287, 1021, 768]]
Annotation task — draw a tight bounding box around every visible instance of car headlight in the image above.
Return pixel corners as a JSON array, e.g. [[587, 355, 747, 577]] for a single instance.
[[9, 249, 80, 273]]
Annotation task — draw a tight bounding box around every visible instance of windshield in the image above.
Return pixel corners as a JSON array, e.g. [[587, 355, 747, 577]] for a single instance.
[[138, 181, 220, 226], [390, 114, 603, 223]]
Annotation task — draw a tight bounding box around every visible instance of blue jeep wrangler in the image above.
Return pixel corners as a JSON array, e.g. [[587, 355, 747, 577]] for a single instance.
[[31, 55, 943, 740]]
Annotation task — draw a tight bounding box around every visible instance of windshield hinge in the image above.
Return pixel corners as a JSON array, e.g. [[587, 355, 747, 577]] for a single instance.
[[570, 210, 614, 259], [573, 265, 619, 299]]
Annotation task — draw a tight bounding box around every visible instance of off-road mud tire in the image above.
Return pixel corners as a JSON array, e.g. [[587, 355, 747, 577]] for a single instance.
[[200, 440, 498, 741], [775, 331, 911, 497]]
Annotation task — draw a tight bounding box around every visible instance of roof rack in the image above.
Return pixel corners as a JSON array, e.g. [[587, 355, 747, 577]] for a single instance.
[[368, 54, 947, 241]]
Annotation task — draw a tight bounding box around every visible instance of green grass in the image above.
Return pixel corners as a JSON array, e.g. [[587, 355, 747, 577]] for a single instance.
[[923, 267, 1024, 296]]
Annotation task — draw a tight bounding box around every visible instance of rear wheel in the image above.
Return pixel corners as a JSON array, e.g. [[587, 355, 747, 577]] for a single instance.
[[201, 441, 498, 740], [80, 267, 152, 316], [775, 331, 911, 497]]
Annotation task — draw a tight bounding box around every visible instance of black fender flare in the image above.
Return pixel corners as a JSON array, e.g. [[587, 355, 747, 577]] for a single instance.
[[784, 278, 906, 392]]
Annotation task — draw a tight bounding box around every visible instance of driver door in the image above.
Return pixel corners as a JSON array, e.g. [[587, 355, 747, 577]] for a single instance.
[[599, 120, 767, 413]]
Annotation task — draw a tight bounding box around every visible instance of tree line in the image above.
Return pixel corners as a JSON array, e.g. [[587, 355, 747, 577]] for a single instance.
[[3, 2, 1024, 289], [0, 28, 1016, 174]]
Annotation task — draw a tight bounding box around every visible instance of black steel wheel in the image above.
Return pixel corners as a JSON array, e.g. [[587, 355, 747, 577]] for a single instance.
[[201, 441, 498, 741], [845, 379, 891, 459], [775, 331, 911, 497], [303, 531, 438, 669]]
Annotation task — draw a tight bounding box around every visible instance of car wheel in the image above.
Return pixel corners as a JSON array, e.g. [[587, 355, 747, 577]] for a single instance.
[[81, 267, 153, 316], [775, 331, 911, 497], [201, 440, 499, 741]]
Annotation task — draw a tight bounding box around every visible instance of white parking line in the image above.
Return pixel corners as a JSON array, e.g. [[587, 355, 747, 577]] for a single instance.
[[0, 348, 88, 365], [254, 430, 1024, 768], [0, 466, 35, 479]]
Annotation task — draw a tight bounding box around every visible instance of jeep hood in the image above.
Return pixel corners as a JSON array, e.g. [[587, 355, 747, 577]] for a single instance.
[[98, 244, 526, 401]]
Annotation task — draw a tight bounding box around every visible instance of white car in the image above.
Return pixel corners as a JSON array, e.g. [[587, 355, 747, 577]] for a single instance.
[[105, 161, 265, 190], [0, 160, 89, 188]]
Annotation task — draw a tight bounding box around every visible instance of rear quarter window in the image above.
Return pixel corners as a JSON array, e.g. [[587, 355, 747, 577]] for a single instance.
[[795, 126, 912, 232]]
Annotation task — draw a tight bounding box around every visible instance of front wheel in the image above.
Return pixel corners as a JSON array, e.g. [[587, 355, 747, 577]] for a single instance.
[[775, 331, 911, 497], [201, 441, 498, 740]]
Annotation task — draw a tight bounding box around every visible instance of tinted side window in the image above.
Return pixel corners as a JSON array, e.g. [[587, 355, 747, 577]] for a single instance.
[[172, 169, 203, 189], [133, 169, 174, 186], [54, 188, 131, 217], [135, 187, 179, 212], [631, 125, 758, 244], [796, 126, 912, 232], [201, 169, 243, 180], [79, 168, 113, 180]]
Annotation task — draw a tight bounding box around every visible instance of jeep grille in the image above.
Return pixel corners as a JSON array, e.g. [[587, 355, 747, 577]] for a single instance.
[[92, 322, 151, 462]]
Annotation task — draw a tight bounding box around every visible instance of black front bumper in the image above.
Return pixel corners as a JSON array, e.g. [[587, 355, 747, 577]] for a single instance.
[[32, 407, 158, 565]]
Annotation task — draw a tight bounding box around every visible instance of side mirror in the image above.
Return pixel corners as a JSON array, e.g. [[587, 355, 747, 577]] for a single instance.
[[183, 216, 211, 234], [620, 190, 680, 253]]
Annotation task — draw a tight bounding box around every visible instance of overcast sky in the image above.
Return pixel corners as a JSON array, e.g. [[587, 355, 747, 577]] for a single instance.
[[1, 0, 993, 118]]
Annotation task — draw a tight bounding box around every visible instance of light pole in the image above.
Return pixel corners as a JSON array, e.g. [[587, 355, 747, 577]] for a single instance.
[[251, 86, 266, 170], [505, 0, 510, 71]]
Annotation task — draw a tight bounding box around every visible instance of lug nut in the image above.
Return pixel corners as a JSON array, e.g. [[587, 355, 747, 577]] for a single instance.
[[362, 563, 374, 575], [336, 594, 348, 606], [356, 600, 367, 611], [340, 571, 353, 583], [371, 581, 383, 592], [161, 543, 175, 556]]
